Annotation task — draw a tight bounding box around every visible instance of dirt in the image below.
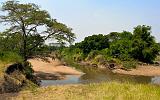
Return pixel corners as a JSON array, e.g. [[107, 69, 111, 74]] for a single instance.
[[28, 58, 83, 80], [112, 65, 160, 76]]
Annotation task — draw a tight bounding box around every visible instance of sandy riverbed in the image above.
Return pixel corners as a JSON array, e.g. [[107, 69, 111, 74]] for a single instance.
[[112, 65, 160, 76], [28, 57, 160, 78], [28, 58, 83, 80]]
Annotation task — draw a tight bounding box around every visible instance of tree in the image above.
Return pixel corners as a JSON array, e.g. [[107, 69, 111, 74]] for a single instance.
[[131, 25, 159, 63], [0, 31, 23, 53], [107, 32, 120, 42], [0, 1, 75, 62], [109, 31, 133, 60], [76, 34, 109, 54]]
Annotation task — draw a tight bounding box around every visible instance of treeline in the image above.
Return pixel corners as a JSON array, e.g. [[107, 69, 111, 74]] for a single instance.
[[61, 25, 160, 68], [0, 32, 59, 57]]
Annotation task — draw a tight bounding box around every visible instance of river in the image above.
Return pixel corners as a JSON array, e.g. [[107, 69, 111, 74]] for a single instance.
[[40, 65, 160, 86]]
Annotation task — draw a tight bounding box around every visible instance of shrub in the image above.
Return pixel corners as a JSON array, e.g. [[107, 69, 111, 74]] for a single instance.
[[85, 50, 99, 61], [0, 51, 22, 63], [93, 55, 106, 65], [76, 34, 109, 54], [131, 25, 160, 63], [122, 60, 137, 69]]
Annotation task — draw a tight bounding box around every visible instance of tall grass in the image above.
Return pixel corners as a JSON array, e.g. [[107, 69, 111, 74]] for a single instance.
[[9, 82, 160, 100]]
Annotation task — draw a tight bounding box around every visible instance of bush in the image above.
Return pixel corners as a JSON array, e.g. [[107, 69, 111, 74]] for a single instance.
[[122, 60, 137, 69], [76, 34, 109, 54], [93, 55, 106, 65], [0, 51, 22, 63], [131, 25, 160, 63], [85, 50, 100, 61]]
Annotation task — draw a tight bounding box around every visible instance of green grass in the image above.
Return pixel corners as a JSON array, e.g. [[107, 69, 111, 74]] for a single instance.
[[0, 51, 22, 63], [8, 82, 160, 100]]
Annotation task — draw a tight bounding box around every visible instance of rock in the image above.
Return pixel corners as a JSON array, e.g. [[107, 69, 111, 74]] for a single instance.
[[154, 62, 160, 66], [108, 63, 116, 70], [91, 64, 98, 68]]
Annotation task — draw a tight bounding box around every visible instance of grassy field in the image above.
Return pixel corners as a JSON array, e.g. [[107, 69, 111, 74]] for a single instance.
[[5, 82, 160, 100]]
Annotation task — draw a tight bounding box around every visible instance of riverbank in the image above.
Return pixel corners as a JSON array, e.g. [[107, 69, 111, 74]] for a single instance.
[[2, 82, 160, 100], [112, 65, 160, 76], [77, 60, 160, 77], [28, 58, 83, 80]]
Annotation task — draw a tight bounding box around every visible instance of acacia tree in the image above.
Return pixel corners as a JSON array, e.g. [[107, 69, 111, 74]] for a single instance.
[[0, 1, 75, 62]]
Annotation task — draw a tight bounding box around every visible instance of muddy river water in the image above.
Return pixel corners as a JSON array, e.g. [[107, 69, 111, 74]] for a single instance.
[[40, 66, 160, 86]]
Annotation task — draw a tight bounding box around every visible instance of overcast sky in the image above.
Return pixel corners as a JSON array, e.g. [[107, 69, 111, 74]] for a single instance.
[[1, 0, 160, 42]]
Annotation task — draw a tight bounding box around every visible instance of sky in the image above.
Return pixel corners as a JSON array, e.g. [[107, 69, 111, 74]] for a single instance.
[[0, 0, 160, 42]]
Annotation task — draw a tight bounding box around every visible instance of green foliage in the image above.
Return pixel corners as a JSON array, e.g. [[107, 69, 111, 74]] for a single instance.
[[22, 62, 34, 80], [107, 32, 120, 42], [61, 25, 160, 69], [92, 55, 107, 65], [61, 47, 84, 63], [0, 32, 22, 53], [109, 39, 132, 61], [122, 60, 138, 69], [0, 0, 75, 61], [131, 25, 159, 63], [0, 51, 22, 63], [86, 50, 100, 61], [76, 34, 109, 54]]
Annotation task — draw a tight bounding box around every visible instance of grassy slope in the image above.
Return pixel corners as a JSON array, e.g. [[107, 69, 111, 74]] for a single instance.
[[9, 82, 160, 100], [0, 52, 38, 93], [0, 52, 22, 82], [0, 52, 23, 76]]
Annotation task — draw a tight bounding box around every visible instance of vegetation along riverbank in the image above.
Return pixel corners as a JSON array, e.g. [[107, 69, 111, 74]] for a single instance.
[[0, 0, 160, 100]]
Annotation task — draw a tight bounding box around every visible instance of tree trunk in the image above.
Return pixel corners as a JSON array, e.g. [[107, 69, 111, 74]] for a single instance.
[[21, 19, 27, 62], [23, 34, 27, 62]]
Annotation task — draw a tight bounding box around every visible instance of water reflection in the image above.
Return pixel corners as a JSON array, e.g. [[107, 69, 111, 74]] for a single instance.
[[79, 68, 152, 84], [151, 76, 160, 85], [41, 67, 160, 86]]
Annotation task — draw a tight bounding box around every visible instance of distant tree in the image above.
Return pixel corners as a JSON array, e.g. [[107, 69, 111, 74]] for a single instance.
[[0, 1, 75, 62], [107, 31, 132, 42], [107, 32, 120, 42], [119, 31, 132, 40], [109, 31, 133, 60], [0, 32, 22, 53], [131, 25, 159, 63], [76, 34, 109, 54]]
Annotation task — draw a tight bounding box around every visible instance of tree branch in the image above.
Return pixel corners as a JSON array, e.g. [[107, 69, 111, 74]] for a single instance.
[[28, 30, 58, 51], [26, 25, 38, 36]]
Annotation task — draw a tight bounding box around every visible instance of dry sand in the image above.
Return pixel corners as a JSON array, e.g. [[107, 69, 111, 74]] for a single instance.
[[112, 65, 160, 76], [28, 58, 83, 80], [28, 57, 160, 77]]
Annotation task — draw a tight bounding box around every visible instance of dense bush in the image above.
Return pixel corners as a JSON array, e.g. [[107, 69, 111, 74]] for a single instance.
[[131, 25, 159, 63], [109, 39, 132, 61], [62, 25, 160, 69], [0, 51, 22, 63], [85, 50, 100, 61], [76, 34, 109, 54]]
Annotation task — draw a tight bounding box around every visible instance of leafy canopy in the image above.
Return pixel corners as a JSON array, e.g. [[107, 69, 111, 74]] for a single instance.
[[75, 34, 109, 54], [0, 0, 76, 61]]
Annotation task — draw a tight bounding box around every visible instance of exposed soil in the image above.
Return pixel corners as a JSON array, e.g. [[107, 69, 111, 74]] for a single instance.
[[28, 58, 83, 80], [112, 65, 160, 76], [75, 60, 160, 77]]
